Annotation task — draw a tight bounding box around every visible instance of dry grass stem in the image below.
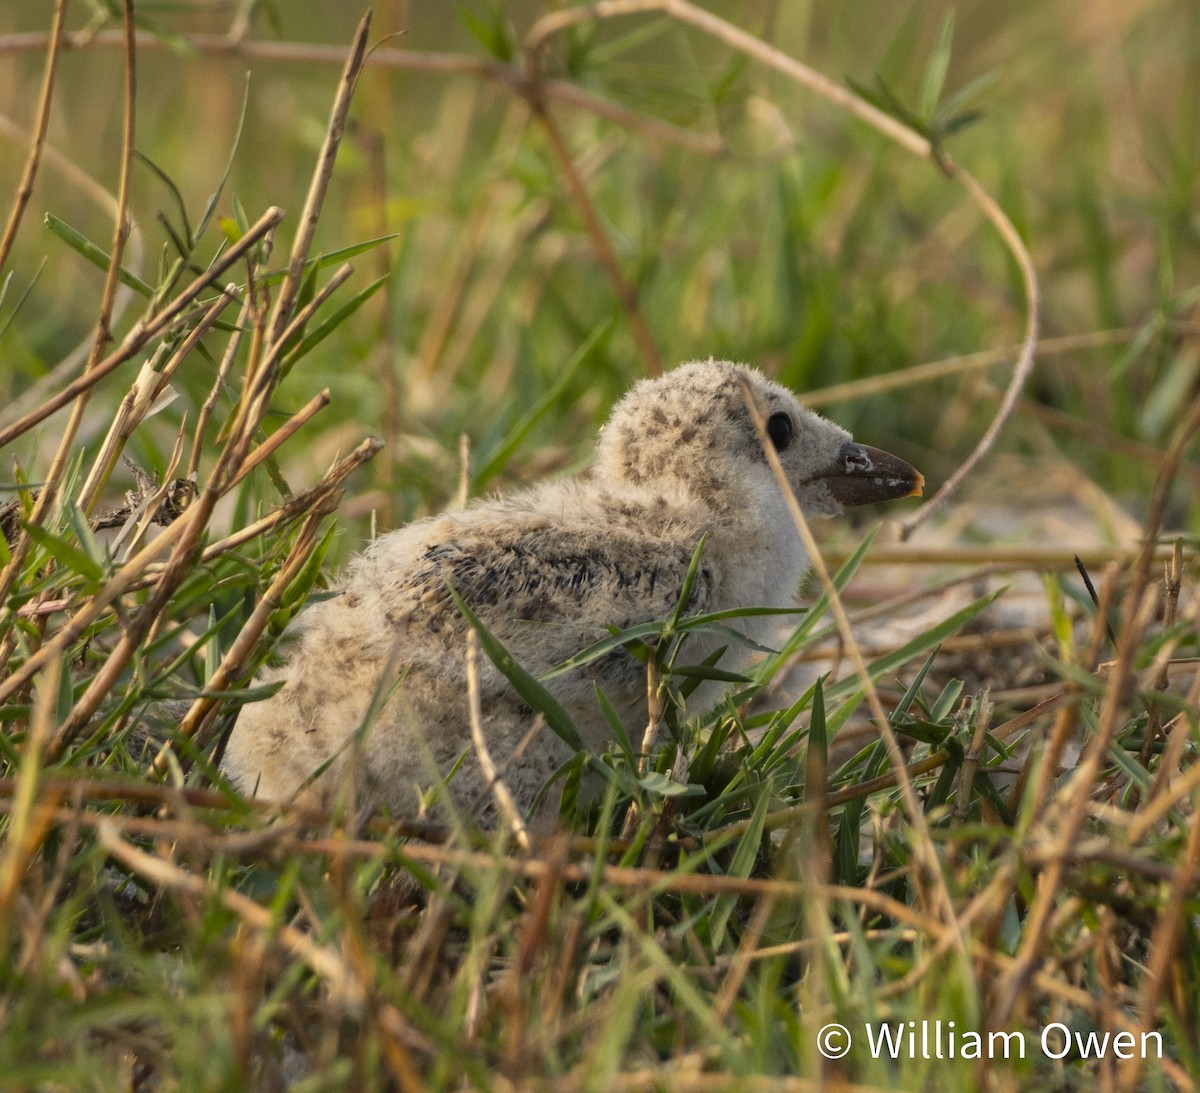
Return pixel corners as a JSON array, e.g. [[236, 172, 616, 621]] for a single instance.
[[1, 6, 1194, 1086], [465, 629, 531, 849], [0, 204, 283, 452], [739, 380, 967, 952], [0, 0, 67, 276], [151, 496, 339, 771], [266, 13, 370, 345], [525, 98, 664, 377], [0, 31, 725, 157]]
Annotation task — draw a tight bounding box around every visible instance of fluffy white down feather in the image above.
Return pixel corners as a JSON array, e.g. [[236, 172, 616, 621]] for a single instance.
[[222, 360, 920, 819]]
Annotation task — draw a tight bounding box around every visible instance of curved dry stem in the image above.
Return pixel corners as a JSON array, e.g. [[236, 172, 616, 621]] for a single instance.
[[524, 0, 932, 157], [0, 31, 724, 157], [529, 100, 663, 377], [268, 13, 370, 344], [0, 0, 67, 277], [524, 0, 1040, 538], [0, 2, 139, 639], [898, 167, 1039, 539], [738, 380, 967, 953]]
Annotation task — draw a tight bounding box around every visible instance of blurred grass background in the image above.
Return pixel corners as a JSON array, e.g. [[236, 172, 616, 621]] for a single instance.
[[3, 0, 1197, 544], [2, 2, 1200, 1090]]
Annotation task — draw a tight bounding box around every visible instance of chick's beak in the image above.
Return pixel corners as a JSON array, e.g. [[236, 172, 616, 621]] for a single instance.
[[814, 441, 924, 507]]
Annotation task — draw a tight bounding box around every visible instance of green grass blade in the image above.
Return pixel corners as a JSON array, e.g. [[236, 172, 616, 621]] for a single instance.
[[448, 582, 587, 753], [45, 214, 155, 298], [472, 318, 612, 493]]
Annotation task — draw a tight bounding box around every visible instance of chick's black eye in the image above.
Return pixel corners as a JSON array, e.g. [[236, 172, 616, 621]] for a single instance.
[[766, 412, 793, 452]]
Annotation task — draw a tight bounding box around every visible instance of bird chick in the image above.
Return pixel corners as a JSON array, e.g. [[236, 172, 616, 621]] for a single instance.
[[222, 360, 922, 818]]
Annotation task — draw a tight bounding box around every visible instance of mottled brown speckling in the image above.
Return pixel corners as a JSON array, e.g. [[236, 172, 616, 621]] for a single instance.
[[222, 360, 922, 820]]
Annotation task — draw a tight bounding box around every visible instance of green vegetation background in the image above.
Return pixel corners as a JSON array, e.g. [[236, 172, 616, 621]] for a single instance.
[[1, 2, 1199, 1091], [4, 0, 1196, 540]]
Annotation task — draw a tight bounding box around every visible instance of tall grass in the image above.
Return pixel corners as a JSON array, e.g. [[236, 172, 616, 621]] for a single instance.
[[0, 2, 1198, 1090]]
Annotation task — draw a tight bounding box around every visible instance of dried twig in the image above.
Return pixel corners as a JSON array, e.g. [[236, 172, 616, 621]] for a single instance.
[[739, 379, 967, 952], [522, 0, 1039, 531], [465, 629, 530, 849], [0, 0, 67, 277], [267, 14, 370, 345], [150, 492, 340, 771], [0, 207, 282, 451], [523, 97, 664, 377]]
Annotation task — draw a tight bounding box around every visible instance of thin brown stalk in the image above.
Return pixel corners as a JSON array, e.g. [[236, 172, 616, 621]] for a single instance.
[[801, 328, 1145, 408], [86, 0, 137, 368], [952, 689, 994, 823], [433, 138, 618, 406], [1123, 797, 1200, 1092], [0, 655, 61, 938], [995, 390, 1200, 487], [456, 433, 471, 510], [710, 894, 777, 1025], [1021, 566, 1116, 819], [0, 206, 282, 452], [465, 629, 530, 849], [0, 32, 724, 157], [898, 166, 1039, 538], [242, 264, 354, 426], [150, 494, 338, 771], [358, 121, 399, 525], [0, 113, 146, 432], [188, 294, 253, 480], [738, 380, 966, 951], [225, 388, 332, 492], [1140, 539, 1184, 763], [0, 0, 138, 624], [0, 0, 68, 277], [0, 773, 448, 843], [267, 14, 370, 346], [820, 543, 1178, 570], [96, 819, 365, 1009], [203, 263, 351, 521], [522, 0, 1039, 533], [1145, 616, 1200, 808], [414, 96, 525, 386], [526, 99, 663, 377]]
